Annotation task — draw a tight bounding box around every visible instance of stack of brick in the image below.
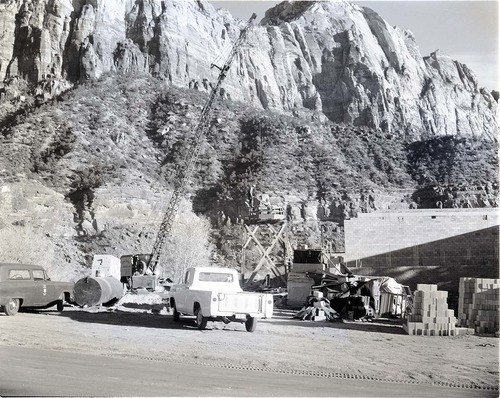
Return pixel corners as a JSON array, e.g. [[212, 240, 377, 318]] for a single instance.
[[404, 284, 456, 336], [458, 277, 499, 334]]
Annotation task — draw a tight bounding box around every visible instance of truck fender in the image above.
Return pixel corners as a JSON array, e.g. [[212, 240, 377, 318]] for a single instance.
[[193, 300, 210, 316], [63, 291, 73, 303]]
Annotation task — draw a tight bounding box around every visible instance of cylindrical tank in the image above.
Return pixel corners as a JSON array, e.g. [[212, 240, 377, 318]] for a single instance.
[[74, 276, 124, 307]]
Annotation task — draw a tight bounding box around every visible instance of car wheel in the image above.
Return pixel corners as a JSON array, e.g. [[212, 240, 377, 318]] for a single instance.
[[173, 304, 180, 322], [56, 299, 64, 312], [194, 307, 208, 330], [245, 316, 257, 332], [4, 298, 20, 316]]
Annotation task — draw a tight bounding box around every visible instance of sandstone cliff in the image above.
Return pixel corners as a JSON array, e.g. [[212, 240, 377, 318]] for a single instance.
[[0, 1, 497, 279], [0, 0, 497, 139]]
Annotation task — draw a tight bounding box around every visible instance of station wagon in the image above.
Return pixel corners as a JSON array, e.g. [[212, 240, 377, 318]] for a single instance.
[[0, 263, 74, 316]]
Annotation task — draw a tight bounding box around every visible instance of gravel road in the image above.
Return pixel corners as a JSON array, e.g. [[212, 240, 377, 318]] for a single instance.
[[0, 300, 497, 396]]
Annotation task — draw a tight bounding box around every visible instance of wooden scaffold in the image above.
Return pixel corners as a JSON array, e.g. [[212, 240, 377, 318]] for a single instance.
[[241, 220, 291, 285]]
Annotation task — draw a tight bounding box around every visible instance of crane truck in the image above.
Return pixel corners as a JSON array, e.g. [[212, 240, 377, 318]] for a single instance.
[[120, 13, 258, 291], [78, 14, 258, 307]]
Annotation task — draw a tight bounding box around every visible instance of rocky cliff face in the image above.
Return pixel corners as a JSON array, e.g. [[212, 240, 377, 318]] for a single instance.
[[0, 0, 497, 139], [0, 0, 497, 277]]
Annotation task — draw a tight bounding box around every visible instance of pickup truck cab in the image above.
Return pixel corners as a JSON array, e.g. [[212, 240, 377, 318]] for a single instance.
[[0, 263, 74, 316], [170, 267, 273, 332]]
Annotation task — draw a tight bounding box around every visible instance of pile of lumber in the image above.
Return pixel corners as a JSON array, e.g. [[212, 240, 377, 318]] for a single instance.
[[293, 293, 340, 321], [306, 270, 355, 297]]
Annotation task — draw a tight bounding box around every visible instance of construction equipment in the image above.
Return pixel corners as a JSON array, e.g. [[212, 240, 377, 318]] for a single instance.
[[247, 193, 286, 222], [130, 13, 258, 288], [120, 254, 156, 290], [242, 187, 288, 286]]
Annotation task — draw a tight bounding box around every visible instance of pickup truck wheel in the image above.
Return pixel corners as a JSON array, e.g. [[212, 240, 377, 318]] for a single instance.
[[245, 316, 257, 332], [195, 308, 208, 330], [4, 298, 20, 316]]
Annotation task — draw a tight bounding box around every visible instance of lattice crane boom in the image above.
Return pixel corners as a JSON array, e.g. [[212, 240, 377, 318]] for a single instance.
[[147, 13, 257, 271]]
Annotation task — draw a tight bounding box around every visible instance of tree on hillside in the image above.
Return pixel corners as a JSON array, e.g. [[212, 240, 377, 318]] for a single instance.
[[156, 213, 214, 283]]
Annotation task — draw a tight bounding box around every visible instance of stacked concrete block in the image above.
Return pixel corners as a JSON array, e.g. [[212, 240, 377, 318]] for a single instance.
[[404, 284, 457, 336], [471, 289, 499, 334], [458, 277, 499, 334], [458, 278, 498, 326]]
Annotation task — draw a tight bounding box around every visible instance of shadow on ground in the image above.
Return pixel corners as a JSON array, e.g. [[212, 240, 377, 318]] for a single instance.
[[267, 315, 407, 335], [53, 307, 253, 333], [41, 306, 202, 331], [21, 305, 406, 335]]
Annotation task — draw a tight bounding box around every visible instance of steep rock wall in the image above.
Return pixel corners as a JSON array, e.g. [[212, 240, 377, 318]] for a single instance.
[[0, 181, 81, 280], [0, 0, 497, 139]]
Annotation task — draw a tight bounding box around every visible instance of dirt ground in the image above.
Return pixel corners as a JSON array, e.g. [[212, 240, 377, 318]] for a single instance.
[[0, 294, 498, 392]]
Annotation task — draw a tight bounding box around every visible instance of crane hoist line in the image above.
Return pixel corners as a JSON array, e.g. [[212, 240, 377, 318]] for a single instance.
[[147, 13, 258, 272]]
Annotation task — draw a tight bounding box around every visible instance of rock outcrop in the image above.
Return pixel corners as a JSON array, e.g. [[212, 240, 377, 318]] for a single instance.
[[0, 0, 497, 138], [0, 181, 81, 280]]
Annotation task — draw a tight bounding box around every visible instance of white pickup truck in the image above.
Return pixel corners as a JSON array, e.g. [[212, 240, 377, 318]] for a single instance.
[[169, 267, 273, 332]]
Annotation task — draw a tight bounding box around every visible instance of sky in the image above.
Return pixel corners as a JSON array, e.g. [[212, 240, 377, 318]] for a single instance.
[[210, 1, 499, 90]]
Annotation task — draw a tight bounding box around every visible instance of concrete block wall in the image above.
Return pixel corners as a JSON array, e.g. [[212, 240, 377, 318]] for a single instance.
[[404, 284, 457, 336], [344, 208, 499, 269], [458, 277, 499, 333]]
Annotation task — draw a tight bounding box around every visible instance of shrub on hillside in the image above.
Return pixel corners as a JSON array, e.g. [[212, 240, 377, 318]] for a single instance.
[[406, 136, 498, 186]]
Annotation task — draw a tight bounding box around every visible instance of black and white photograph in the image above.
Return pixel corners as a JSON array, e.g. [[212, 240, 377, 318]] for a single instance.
[[0, 0, 498, 396]]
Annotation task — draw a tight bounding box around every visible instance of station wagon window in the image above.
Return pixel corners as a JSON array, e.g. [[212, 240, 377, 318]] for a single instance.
[[32, 270, 45, 281], [8, 269, 31, 280], [199, 272, 233, 283]]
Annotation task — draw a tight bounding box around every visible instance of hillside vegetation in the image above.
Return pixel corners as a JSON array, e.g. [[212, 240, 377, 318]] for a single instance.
[[0, 73, 498, 276]]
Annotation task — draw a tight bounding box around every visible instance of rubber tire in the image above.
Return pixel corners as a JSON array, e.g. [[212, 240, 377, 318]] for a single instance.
[[245, 316, 257, 332], [4, 298, 20, 316], [173, 304, 180, 322], [194, 307, 208, 330], [56, 299, 64, 312]]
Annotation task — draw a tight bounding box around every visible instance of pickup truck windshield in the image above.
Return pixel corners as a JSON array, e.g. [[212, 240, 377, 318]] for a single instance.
[[198, 272, 233, 283]]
